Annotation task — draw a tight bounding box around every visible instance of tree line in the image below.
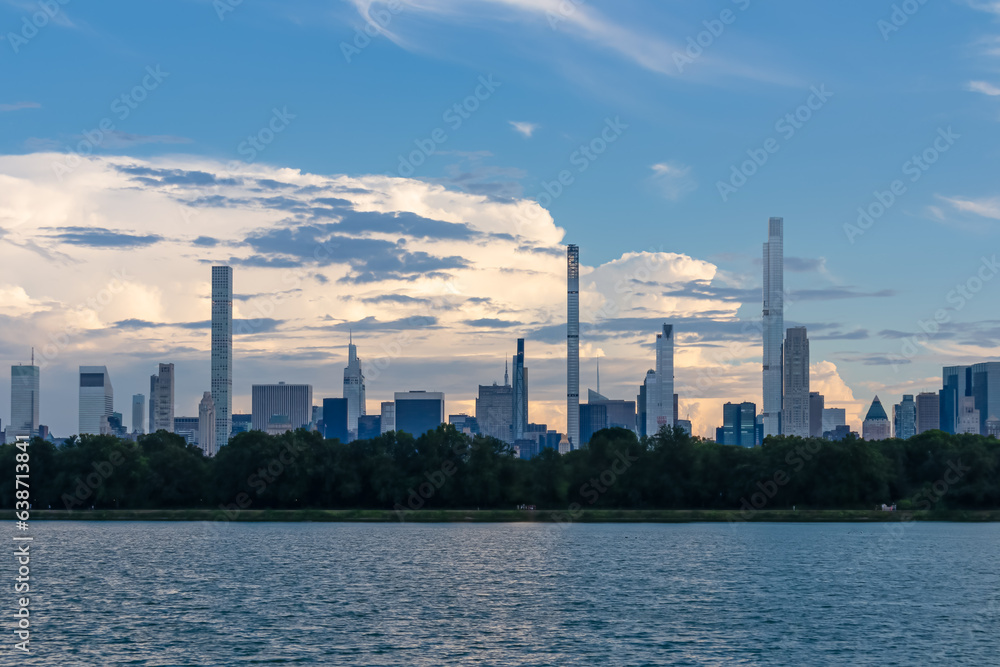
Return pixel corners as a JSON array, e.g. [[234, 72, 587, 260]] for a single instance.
[[1, 425, 998, 511]]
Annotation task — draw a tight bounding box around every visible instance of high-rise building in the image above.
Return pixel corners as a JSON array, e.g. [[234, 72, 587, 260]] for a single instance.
[[380, 401, 395, 434], [79, 366, 113, 435], [199, 392, 217, 456], [9, 363, 39, 443], [958, 395, 980, 434], [148, 375, 156, 434], [512, 338, 528, 441], [579, 402, 608, 446], [588, 389, 637, 433], [251, 383, 313, 432], [893, 394, 917, 440], [987, 416, 1000, 438], [211, 265, 233, 450], [809, 392, 824, 438], [174, 417, 199, 445], [862, 396, 891, 441], [231, 413, 252, 436], [781, 327, 809, 437], [449, 414, 480, 436], [394, 391, 444, 437], [476, 381, 513, 444], [716, 402, 757, 447], [152, 363, 175, 432], [357, 415, 381, 441], [646, 325, 675, 437], [822, 408, 846, 437], [972, 362, 1000, 436], [940, 365, 972, 434], [637, 369, 654, 437], [915, 392, 940, 433], [762, 216, 784, 437], [323, 398, 349, 442], [567, 244, 580, 449], [343, 333, 366, 441], [131, 394, 145, 434]]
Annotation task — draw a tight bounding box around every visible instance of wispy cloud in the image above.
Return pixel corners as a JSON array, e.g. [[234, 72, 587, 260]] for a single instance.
[[509, 121, 539, 138], [968, 80, 1000, 96], [942, 196, 1000, 220], [0, 102, 40, 112], [648, 162, 696, 201]]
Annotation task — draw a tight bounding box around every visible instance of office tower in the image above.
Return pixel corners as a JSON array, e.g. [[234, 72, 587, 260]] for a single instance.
[[588, 389, 637, 433], [940, 365, 972, 434], [476, 381, 513, 444], [646, 324, 675, 437], [781, 327, 809, 437], [9, 362, 40, 443], [108, 412, 127, 437], [152, 363, 175, 432], [148, 375, 156, 434], [343, 333, 366, 441], [231, 413, 252, 436], [862, 396, 891, 441], [893, 395, 917, 440], [958, 395, 980, 434], [174, 417, 199, 445], [716, 402, 757, 447], [579, 403, 608, 446], [674, 393, 679, 424], [762, 216, 784, 437], [211, 265, 233, 450], [357, 415, 381, 441], [972, 362, 1000, 435], [199, 392, 216, 456], [394, 391, 444, 437], [637, 369, 654, 437], [449, 414, 480, 436], [987, 417, 1000, 438], [822, 408, 846, 437], [512, 338, 528, 441], [322, 398, 349, 441], [380, 401, 395, 434], [915, 392, 940, 433], [251, 383, 313, 432], [809, 392, 824, 438], [567, 244, 580, 449], [131, 394, 145, 434], [79, 366, 113, 435]]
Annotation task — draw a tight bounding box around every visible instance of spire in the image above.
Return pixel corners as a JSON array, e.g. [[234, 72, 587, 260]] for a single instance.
[[504, 360, 509, 386], [349, 328, 352, 345], [596, 358, 600, 395]]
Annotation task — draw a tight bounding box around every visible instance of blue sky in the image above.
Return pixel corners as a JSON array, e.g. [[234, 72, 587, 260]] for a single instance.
[[2, 0, 1000, 436]]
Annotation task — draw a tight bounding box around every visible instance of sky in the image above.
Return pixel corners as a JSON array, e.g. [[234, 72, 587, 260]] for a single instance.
[[2, 0, 1000, 438]]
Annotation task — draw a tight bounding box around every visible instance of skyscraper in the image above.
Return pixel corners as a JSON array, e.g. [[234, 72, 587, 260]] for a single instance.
[[762, 216, 784, 437], [251, 383, 313, 432], [79, 366, 113, 435], [380, 401, 395, 434], [915, 392, 940, 434], [211, 265, 233, 450], [809, 392, 824, 438], [781, 327, 809, 437], [958, 395, 980, 434], [131, 394, 145, 434], [646, 324, 674, 437], [198, 392, 217, 456], [148, 375, 157, 434], [940, 365, 971, 434], [512, 338, 527, 441], [343, 333, 366, 441], [862, 396, 891, 441], [476, 381, 513, 444], [637, 369, 654, 437], [567, 244, 580, 449], [716, 402, 757, 447], [971, 362, 1000, 435], [323, 397, 349, 442], [394, 391, 444, 437], [893, 394, 916, 440], [822, 408, 846, 437], [9, 362, 39, 443], [152, 363, 175, 432]]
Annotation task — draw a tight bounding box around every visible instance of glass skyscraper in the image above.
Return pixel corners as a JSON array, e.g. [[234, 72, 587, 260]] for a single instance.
[[9, 364, 39, 443], [781, 326, 809, 437], [211, 266, 233, 449], [762, 217, 784, 437], [79, 366, 113, 435], [394, 391, 444, 438], [512, 338, 527, 442], [567, 244, 580, 449]]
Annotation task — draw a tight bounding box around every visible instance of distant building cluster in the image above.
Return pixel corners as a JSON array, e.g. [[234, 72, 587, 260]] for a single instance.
[[6, 219, 1000, 452]]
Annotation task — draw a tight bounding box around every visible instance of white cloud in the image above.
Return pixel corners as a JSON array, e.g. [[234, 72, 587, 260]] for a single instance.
[[649, 162, 697, 201], [0, 102, 41, 112], [941, 195, 1000, 220], [509, 121, 539, 138], [968, 80, 1000, 96]]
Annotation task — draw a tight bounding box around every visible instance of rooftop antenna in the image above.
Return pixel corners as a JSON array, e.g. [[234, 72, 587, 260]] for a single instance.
[[596, 358, 600, 395], [504, 360, 509, 386]]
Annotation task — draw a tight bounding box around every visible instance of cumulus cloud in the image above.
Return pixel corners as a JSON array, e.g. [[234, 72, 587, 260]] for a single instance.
[[509, 121, 539, 138]]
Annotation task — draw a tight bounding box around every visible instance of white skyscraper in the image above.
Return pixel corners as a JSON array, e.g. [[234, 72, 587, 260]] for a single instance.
[[152, 362, 175, 432], [212, 266, 233, 448], [343, 333, 366, 441], [567, 244, 580, 448], [131, 394, 145, 434], [646, 324, 675, 437], [762, 217, 784, 437], [9, 363, 40, 443], [199, 391, 217, 456], [79, 366, 113, 435]]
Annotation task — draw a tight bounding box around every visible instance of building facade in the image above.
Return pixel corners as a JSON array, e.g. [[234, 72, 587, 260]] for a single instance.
[[809, 392, 824, 438], [716, 402, 757, 447], [646, 324, 675, 437], [972, 362, 1000, 436], [567, 244, 580, 449], [211, 265, 233, 450], [862, 396, 891, 441], [131, 393, 145, 435], [893, 394, 917, 440], [394, 391, 444, 437], [762, 216, 784, 437], [251, 383, 313, 432], [9, 364, 39, 443], [512, 338, 528, 442], [476, 382, 513, 444], [323, 398, 349, 442], [199, 392, 216, 456], [152, 362, 175, 433], [822, 408, 846, 437], [915, 392, 940, 433], [781, 327, 809, 437], [380, 401, 395, 434], [79, 366, 113, 435], [343, 334, 366, 441]]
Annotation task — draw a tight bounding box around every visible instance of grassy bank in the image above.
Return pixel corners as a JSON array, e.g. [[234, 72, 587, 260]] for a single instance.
[[9, 508, 1000, 522]]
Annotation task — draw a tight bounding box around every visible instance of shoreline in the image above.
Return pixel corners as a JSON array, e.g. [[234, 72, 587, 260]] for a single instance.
[[10, 509, 1000, 522]]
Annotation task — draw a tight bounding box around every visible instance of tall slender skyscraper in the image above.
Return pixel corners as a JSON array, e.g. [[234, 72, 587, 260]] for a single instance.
[[9, 361, 40, 443], [211, 266, 233, 448], [567, 244, 580, 449], [343, 333, 366, 441], [781, 326, 809, 437], [762, 217, 784, 437], [152, 362, 175, 432], [646, 324, 675, 436], [131, 394, 145, 434], [512, 338, 527, 441]]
